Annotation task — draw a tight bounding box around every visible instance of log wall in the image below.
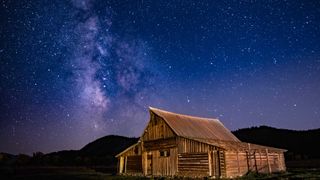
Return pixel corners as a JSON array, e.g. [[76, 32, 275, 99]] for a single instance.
[[178, 152, 209, 177], [176, 137, 227, 178]]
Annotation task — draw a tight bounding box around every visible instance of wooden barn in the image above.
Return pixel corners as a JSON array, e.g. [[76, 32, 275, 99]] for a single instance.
[[116, 107, 286, 178]]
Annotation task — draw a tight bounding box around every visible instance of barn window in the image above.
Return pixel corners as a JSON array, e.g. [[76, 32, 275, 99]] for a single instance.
[[159, 150, 170, 157]]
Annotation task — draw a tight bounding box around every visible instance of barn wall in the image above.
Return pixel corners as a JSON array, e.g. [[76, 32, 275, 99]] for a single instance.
[[266, 151, 286, 172], [257, 150, 275, 173], [225, 151, 248, 177], [224, 150, 286, 178], [148, 148, 178, 176], [118, 143, 143, 175], [177, 137, 218, 153], [279, 153, 286, 171], [176, 138, 228, 178], [178, 152, 209, 177], [126, 155, 142, 173], [142, 113, 175, 141], [144, 137, 176, 151], [253, 150, 286, 174]]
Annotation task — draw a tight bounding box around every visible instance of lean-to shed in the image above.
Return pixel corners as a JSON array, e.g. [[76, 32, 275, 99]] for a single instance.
[[116, 107, 286, 178]]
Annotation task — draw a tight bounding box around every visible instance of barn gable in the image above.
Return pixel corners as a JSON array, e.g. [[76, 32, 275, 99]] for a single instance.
[[141, 110, 176, 141]]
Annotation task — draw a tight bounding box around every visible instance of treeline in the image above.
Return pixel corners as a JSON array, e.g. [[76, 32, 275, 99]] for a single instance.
[[0, 151, 114, 166], [233, 126, 320, 161]]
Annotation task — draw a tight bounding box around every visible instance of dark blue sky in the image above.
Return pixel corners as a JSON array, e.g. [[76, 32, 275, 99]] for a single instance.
[[1, 0, 320, 154]]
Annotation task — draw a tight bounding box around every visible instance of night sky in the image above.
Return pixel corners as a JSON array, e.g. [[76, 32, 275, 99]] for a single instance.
[[1, 0, 320, 154]]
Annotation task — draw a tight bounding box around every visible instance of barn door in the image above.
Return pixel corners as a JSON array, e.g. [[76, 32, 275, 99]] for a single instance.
[[211, 150, 225, 178], [217, 150, 226, 178], [147, 154, 152, 175]]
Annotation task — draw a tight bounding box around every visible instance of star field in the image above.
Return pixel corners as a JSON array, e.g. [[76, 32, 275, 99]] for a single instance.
[[1, 0, 320, 154]]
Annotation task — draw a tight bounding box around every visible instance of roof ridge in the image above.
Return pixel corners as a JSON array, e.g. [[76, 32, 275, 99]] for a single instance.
[[149, 106, 220, 122]]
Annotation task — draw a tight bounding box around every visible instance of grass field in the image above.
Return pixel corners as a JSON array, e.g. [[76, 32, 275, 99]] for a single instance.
[[1, 167, 320, 179]]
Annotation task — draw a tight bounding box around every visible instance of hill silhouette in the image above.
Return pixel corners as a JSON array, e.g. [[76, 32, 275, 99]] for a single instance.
[[79, 135, 138, 156], [42, 135, 138, 168], [1, 135, 138, 172], [232, 126, 320, 160]]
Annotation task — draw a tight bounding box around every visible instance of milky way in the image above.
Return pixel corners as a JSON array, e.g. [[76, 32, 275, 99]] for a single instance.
[[1, 0, 320, 154], [66, 0, 162, 141]]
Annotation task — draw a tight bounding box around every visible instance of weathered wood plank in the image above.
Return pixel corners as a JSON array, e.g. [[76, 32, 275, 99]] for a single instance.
[[142, 113, 175, 141], [144, 137, 176, 151], [178, 152, 209, 175], [126, 155, 142, 173]]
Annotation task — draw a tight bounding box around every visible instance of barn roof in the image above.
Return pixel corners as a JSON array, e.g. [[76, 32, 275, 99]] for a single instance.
[[115, 142, 140, 158], [189, 137, 287, 152], [149, 107, 240, 142]]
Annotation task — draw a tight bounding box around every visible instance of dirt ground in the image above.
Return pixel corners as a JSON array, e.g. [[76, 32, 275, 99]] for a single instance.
[[1, 167, 320, 179]]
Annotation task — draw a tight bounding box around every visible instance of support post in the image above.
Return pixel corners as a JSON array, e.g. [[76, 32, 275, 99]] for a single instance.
[[119, 156, 124, 174], [248, 143, 251, 171], [124, 156, 127, 173], [254, 151, 258, 172], [213, 150, 217, 177], [237, 150, 240, 175], [278, 153, 282, 171], [259, 150, 262, 166], [266, 149, 271, 174], [208, 151, 212, 176], [142, 152, 148, 175]]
